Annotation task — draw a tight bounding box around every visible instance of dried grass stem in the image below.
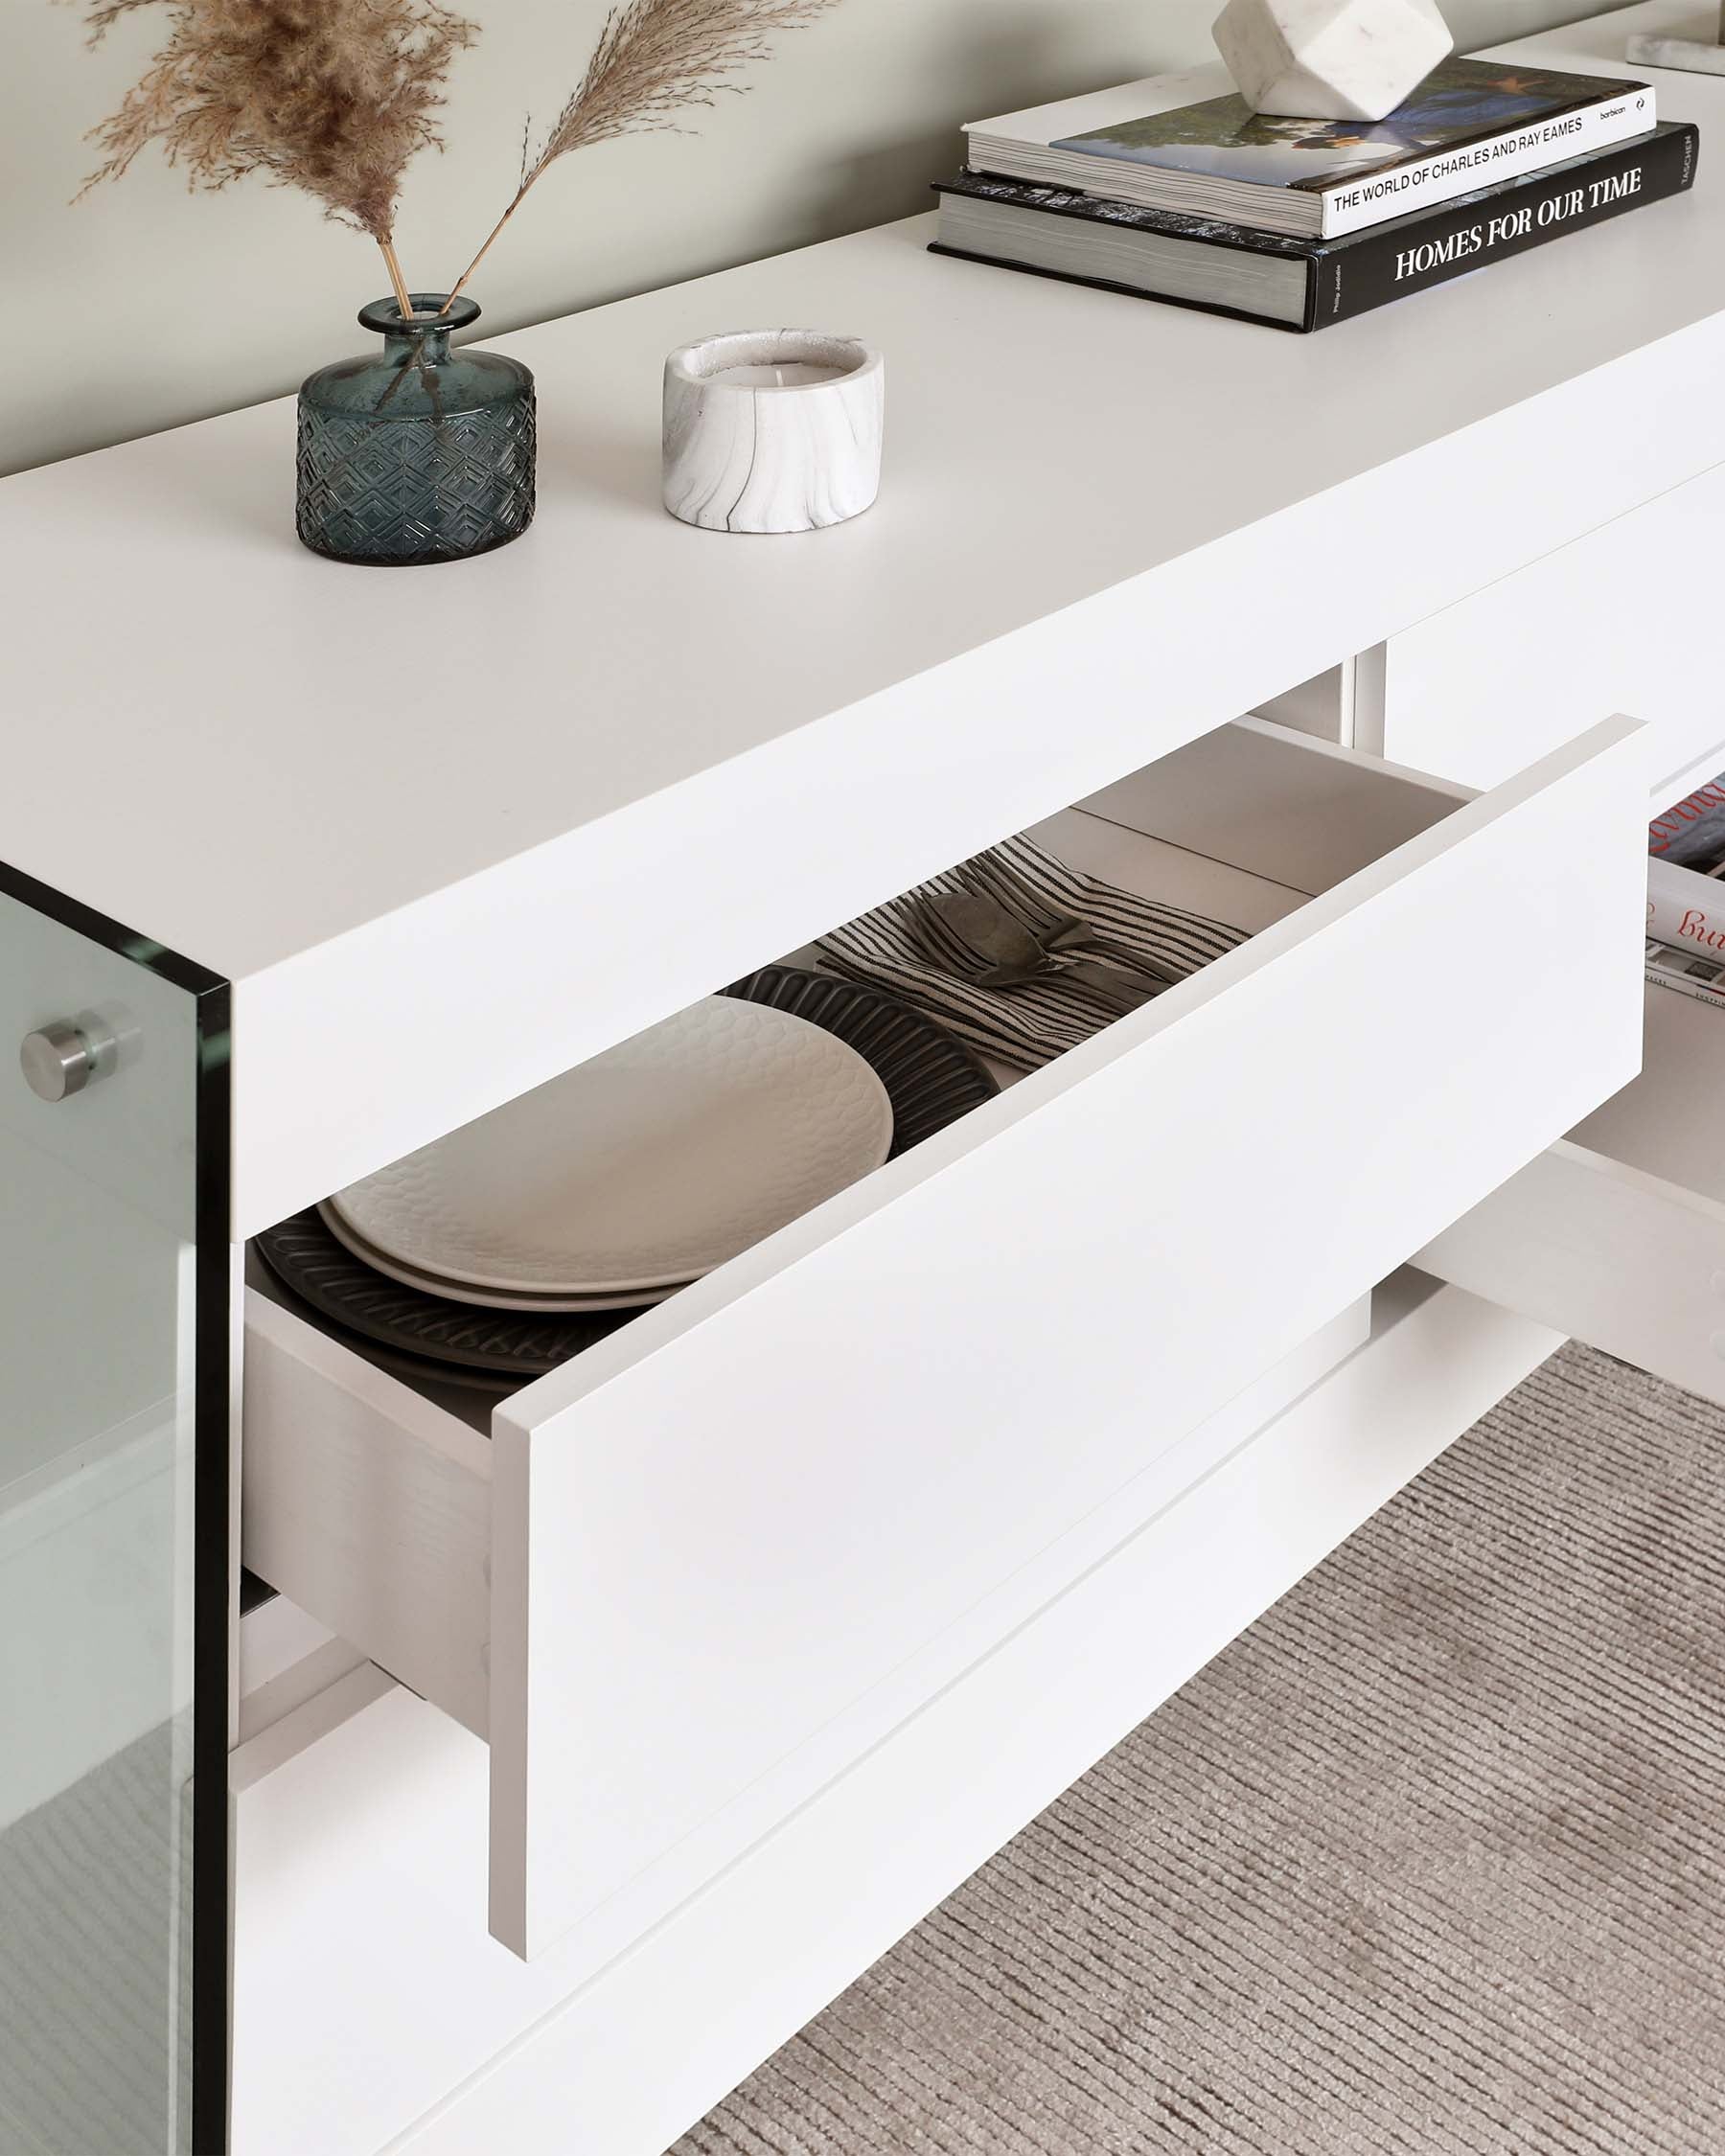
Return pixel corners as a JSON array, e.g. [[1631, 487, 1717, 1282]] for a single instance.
[[74, 0, 478, 283], [438, 0, 837, 316]]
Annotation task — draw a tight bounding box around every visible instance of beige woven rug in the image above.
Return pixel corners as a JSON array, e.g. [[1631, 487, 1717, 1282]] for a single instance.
[[677, 1341, 1725, 2155]]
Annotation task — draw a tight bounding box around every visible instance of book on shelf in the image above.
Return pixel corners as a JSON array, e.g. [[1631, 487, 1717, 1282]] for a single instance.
[[1645, 936, 1725, 1012], [931, 125, 1698, 333], [1647, 766, 1725, 961], [964, 57, 1655, 240]]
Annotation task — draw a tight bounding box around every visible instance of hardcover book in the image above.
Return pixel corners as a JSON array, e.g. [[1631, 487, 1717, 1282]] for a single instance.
[[1647, 767, 1725, 958], [931, 125, 1698, 333], [1644, 935, 1725, 1013], [966, 57, 1655, 238]]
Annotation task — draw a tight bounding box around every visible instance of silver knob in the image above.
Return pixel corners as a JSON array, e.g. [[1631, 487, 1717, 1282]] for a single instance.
[[20, 1019, 117, 1103]]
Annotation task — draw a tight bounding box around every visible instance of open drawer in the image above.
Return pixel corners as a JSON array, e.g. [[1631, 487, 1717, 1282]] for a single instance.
[[1419, 978, 1725, 1407], [242, 712, 1645, 1964]]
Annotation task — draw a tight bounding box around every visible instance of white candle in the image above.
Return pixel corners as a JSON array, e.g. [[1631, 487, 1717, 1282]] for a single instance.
[[707, 361, 851, 387], [662, 331, 885, 535]]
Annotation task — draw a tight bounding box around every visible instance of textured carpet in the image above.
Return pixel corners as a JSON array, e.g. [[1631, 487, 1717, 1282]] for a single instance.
[[0, 1719, 191, 2156], [676, 1341, 1725, 2155]]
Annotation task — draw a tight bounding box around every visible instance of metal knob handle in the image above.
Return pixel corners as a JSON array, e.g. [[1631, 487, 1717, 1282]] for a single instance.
[[20, 1019, 117, 1103]]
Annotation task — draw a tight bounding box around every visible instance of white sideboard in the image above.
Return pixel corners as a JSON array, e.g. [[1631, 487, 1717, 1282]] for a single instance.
[[5, 3, 1725, 2149]]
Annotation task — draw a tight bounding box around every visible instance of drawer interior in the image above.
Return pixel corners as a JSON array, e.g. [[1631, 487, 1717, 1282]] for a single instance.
[[244, 716, 1464, 1439], [240, 713, 1470, 1758]]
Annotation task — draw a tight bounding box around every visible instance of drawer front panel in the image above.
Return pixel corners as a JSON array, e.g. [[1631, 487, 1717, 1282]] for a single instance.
[[490, 718, 1646, 1958], [1378, 463, 1725, 797]]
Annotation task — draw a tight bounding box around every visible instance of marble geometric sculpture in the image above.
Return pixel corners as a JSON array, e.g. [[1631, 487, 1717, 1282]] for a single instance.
[[1626, 5, 1725, 78], [662, 330, 885, 535], [1212, 0, 1453, 122]]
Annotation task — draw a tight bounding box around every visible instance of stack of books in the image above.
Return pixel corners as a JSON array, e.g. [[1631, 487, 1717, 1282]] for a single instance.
[[1645, 769, 1725, 1010], [932, 57, 1698, 330]]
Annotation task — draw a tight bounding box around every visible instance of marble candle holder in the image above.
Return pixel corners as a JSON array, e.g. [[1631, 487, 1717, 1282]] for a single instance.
[[662, 331, 885, 535]]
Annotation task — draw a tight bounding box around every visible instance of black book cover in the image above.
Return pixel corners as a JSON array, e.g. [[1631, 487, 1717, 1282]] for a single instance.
[[931, 123, 1699, 333]]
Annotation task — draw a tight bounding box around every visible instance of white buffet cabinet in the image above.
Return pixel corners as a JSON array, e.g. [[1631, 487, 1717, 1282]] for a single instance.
[[5, 3, 1725, 2149]]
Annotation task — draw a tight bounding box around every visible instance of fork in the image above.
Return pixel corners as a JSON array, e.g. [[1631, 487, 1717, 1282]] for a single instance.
[[928, 892, 1170, 1001], [925, 893, 1158, 1015]]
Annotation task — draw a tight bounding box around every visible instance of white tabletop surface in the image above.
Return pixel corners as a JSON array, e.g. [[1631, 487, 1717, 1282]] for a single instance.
[[2, 0, 1721, 987]]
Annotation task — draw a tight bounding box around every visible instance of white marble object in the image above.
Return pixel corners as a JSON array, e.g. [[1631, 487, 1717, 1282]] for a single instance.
[[1213, 0, 1452, 121], [662, 330, 885, 535], [1628, 9, 1725, 74]]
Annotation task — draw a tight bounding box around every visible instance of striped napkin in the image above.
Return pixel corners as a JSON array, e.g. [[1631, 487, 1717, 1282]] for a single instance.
[[816, 832, 1249, 1071]]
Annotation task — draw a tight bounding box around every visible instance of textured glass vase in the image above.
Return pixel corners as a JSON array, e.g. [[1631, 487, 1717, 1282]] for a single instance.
[[296, 295, 536, 566]]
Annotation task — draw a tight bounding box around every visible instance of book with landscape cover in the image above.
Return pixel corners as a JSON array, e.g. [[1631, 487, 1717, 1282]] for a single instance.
[[931, 124, 1698, 333], [966, 58, 1655, 238]]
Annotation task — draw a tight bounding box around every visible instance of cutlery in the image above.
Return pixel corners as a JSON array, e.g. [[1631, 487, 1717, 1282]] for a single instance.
[[978, 957, 1148, 1015], [923, 901, 1156, 1018], [927, 892, 1171, 1000], [1042, 911, 1178, 988]]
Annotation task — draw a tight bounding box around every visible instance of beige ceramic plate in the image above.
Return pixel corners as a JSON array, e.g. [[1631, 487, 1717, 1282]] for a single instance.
[[316, 1204, 688, 1313], [326, 997, 894, 1297]]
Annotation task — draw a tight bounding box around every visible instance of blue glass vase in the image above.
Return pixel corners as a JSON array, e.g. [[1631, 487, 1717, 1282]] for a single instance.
[[296, 295, 536, 566]]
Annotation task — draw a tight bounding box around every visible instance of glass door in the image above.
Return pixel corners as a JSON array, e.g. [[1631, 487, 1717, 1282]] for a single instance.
[[0, 862, 230, 2155]]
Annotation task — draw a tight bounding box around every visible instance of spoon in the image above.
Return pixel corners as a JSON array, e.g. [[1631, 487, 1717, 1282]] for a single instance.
[[925, 893, 1155, 1015], [929, 892, 1171, 997]]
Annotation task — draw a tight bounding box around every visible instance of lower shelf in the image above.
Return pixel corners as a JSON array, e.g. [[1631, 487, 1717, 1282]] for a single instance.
[[230, 1272, 1557, 2156], [1419, 979, 1725, 1407]]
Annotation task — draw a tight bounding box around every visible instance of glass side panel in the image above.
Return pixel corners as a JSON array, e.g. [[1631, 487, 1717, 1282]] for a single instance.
[[0, 872, 228, 2155]]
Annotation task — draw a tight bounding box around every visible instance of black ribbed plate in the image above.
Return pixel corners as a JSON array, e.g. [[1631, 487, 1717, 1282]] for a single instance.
[[255, 969, 997, 1385]]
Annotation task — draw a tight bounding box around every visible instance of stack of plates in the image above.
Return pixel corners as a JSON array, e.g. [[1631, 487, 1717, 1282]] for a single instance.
[[321, 995, 897, 1311], [257, 970, 998, 1392]]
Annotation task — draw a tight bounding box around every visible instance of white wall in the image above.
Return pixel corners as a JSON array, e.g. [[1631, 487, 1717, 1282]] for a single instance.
[[4, 0, 1599, 474]]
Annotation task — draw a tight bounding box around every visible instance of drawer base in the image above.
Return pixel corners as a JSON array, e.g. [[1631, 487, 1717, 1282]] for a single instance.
[[231, 1273, 1555, 2156]]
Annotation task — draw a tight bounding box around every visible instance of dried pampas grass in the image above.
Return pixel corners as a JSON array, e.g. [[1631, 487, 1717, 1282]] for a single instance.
[[437, 0, 839, 314], [527, 0, 839, 169], [66, 0, 842, 320], [74, 0, 477, 311]]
